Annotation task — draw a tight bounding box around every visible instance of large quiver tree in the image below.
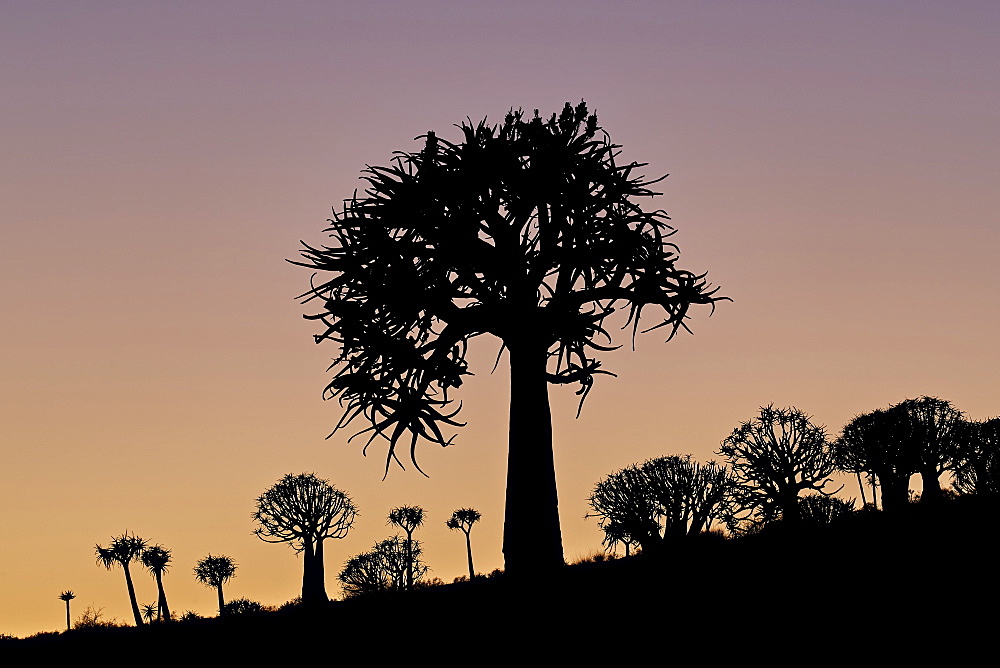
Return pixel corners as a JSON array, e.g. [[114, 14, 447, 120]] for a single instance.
[[298, 102, 725, 574], [253, 473, 358, 604]]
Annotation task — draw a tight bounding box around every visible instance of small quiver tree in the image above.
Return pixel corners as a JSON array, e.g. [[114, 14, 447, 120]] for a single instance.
[[193, 554, 237, 616], [338, 536, 427, 597], [387, 505, 424, 590], [95, 532, 148, 626], [140, 544, 172, 621], [253, 473, 358, 605], [446, 508, 481, 579], [58, 591, 75, 631]]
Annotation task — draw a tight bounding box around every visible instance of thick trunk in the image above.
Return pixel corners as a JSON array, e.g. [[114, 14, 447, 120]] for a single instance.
[[879, 473, 911, 512], [154, 570, 171, 621], [123, 564, 143, 626], [465, 531, 475, 580], [301, 539, 329, 604], [778, 489, 801, 525], [216, 584, 226, 616], [919, 469, 943, 504], [503, 341, 563, 575]]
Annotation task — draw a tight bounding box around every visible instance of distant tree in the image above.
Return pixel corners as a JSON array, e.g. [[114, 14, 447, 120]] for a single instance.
[[140, 544, 172, 621], [252, 472, 358, 605], [588, 455, 737, 554], [193, 555, 237, 616], [446, 508, 481, 579], [836, 407, 914, 512], [338, 535, 428, 598], [387, 506, 424, 590], [95, 532, 148, 626], [893, 397, 964, 504], [140, 603, 157, 624], [598, 520, 641, 557], [798, 493, 856, 526], [58, 591, 75, 631], [718, 405, 838, 525], [953, 418, 1000, 496], [296, 101, 726, 574]]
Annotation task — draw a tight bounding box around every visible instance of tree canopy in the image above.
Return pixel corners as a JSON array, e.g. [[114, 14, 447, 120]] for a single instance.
[[298, 101, 725, 572], [253, 473, 357, 604]]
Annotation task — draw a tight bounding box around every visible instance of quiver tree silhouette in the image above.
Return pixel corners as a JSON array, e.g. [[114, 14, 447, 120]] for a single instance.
[[140, 544, 172, 622], [252, 472, 358, 605], [836, 407, 914, 512], [338, 535, 428, 597], [95, 532, 148, 626], [587, 455, 736, 554], [446, 508, 481, 579], [193, 555, 237, 616], [718, 405, 838, 526], [953, 418, 1000, 497], [140, 603, 157, 624], [893, 397, 964, 505], [297, 101, 726, 575], [387, 505, 424, 590], [58, 590, 75, 631]]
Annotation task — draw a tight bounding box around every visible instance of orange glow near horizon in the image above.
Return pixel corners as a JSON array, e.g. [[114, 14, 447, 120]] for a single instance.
[[2, 1, 998, 637]]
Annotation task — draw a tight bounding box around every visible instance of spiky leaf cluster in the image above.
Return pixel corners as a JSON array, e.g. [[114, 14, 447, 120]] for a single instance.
[[252, 473, 358, 551], [297, 101, 725, 472]]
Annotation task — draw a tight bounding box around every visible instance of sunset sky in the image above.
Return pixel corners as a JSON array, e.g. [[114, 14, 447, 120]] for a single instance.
[[2, 0, 998, 637]]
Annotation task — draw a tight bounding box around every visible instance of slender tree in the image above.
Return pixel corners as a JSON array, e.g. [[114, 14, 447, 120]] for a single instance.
[[252, 473, 358, 605], [193, 555, 237, 616], [387, 506, 424, 590], [297, 101, 725, 574], [141, 544, 172, 621], [446, 508, 481, 579], [95, 532, 147, 626], [718, 405, 838, 525], [58, 590, 75, 631]]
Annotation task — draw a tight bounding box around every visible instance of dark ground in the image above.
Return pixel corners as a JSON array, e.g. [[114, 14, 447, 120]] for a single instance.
[[7, 498, 995, 662]]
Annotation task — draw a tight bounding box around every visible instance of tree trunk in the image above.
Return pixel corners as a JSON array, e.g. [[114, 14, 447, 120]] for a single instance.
[[65, 601, 71, 631], [216, 584, 226, 616], [879, 473, 911, 512], [405, 530, 414, 591], [465, 530, 475, 580], [301, 539, 329, 605], [919, 468, 943, 504], [122, 563, 143, 626], [154, 570, 171, 621], [503, 341, 564, 575]]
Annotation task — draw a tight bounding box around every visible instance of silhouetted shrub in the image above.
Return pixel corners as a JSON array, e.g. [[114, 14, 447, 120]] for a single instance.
[[798, 494, 856, 525], [223, 598, 266, 616]]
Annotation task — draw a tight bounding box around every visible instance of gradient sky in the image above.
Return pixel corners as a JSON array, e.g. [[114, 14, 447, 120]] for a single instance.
[[2, 0, 998, 637]]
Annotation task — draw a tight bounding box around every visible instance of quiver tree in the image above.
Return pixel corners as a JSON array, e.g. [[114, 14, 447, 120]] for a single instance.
[[297, 101, 725, 574], [193, 554, 237, 616], [446, 508, 481, 579], [836, 407, 914, 512], [387, 505, 424, 590], [718, 405, 838, 525], [58, 590, 75, 631], [953, 418, 1000, 497], [893, 397, 964, 504], [95, 532, 147, 626], [338, 535, 428, 597], [587, 455, 736, 554], [140, 544, 172, 621], [252, 473, 358, 605]]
